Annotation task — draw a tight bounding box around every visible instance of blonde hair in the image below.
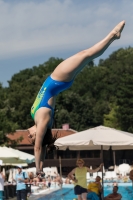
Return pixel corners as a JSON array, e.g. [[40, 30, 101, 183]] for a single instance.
[[76, 159, 85, 166]]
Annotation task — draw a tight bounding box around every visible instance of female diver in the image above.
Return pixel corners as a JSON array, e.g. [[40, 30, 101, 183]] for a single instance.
[[28, 21, 125, 175]]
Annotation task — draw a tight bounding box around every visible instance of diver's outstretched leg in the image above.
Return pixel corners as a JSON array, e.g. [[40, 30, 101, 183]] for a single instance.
[[52, 21, 125, 81]]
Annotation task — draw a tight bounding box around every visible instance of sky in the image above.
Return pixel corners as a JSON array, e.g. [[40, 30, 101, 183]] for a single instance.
[[0, 0, 133, 87]]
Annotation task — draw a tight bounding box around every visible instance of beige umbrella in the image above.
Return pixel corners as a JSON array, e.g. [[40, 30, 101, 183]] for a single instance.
[[0, 147, 19, 162], [55, 126, 133, 150], [2, 147, 35, 164], [2, 162, 28, 167], [0, 147, 26, 164], [0, 147, 33, 167], [55, 125, 133, 169]]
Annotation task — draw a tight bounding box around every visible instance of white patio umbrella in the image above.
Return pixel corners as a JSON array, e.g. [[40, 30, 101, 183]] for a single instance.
[[0, 147, 32, 167], [0, 147, 25, 166], [2, 160, 28, 167], [2, 147, 35, 164], [55, 125, 133, 150], [55, 125, 133, 174], [0, 146, 25, 164]]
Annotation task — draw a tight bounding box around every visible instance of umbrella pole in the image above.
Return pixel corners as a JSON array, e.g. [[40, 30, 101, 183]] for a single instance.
[[59, 156, 62, 189], [113, 150, 116, 167], [101, 145, 104, 200]]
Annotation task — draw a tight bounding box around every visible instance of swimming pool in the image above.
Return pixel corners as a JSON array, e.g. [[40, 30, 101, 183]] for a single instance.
[[38, 184, 133, 200]]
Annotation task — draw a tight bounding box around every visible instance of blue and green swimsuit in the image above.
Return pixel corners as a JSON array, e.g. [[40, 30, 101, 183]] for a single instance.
[[31, 75, 73, 125]]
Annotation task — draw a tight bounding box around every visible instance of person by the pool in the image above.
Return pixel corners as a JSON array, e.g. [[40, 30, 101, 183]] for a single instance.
[[68, 159, 103, 200], [104, 186, 122, 200]]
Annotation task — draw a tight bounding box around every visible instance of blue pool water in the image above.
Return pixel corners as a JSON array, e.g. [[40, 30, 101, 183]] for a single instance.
[[38, 184, 133, 200]]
